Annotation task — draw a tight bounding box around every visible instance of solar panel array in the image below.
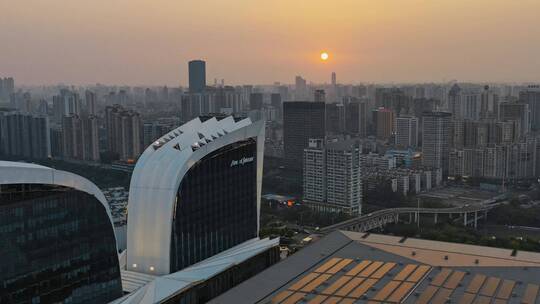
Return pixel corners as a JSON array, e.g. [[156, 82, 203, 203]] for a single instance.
[[271, 258, 431, 303], [271, 258, 540, 304]]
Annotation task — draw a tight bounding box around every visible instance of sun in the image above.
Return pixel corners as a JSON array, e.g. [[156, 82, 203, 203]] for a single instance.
[[320, 52, 329, 61]]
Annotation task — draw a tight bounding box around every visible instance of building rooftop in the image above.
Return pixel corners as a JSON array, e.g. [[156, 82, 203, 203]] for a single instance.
[[211, 231, 540, 304]]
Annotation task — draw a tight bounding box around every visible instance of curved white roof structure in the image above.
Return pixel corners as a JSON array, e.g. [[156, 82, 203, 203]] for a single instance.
[[0, 161, 113, 225], [127, 116, 265, 275]]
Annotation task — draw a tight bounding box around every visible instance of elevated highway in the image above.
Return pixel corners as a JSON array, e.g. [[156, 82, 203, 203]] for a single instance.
[[320, 202, 500, 234]]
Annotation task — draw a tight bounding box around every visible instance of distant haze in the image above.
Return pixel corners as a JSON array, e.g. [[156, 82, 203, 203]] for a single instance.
[[1, 0, 540, 85]]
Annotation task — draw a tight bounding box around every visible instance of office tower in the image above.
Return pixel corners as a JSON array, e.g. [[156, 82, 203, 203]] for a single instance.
[[295, 75, 307, 100], [50, 126, 63, 158], [127, 116, 272, 275], [519, 85, 540, 131], [303, 139, 325, 203], [373, 107, 394, 140], [422, 112, 452, 176], [85, 90, 97, 115], [395, 116, 418, 148], [345, 99, 367, 137], [499, 101, 530, 136], [325, 102, 345, 134], [303, 139, 362, 215], [314, 89, 326, 102], [188, 60, 206, 93], [283, 101, 326, 168], [0, 162, 122, 303], [0, 111, 50, 158], [105, 105, 142, 161], [249, 92, 264, 110]]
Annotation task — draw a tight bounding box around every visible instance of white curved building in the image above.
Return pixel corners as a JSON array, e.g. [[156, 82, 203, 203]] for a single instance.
[[127, 116, 265, 275], [0, 161, 113, 224]]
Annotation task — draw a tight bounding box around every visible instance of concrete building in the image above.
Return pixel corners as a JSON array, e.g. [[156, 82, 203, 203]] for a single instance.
[[62, 114, 100, 162], [303, 139, 362, 215], [344, 99, 367, 137]]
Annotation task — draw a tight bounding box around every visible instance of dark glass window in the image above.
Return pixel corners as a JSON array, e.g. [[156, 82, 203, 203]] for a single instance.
[[170, 138, 258, 272], [0, 184, 122, 304]]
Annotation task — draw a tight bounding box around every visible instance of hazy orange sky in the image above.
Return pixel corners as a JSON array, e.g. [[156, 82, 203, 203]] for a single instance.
[[1, 0, 540, 86]]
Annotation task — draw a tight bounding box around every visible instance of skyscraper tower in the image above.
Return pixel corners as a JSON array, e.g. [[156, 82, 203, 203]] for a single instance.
[[188, 60, 206, 93], [331, 72, 336, 86]]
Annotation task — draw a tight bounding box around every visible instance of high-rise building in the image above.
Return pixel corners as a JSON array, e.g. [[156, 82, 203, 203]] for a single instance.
[[373, 107, 394, 140], [519, 85, 540, 130], [448, 84, 462, 119], [62, 114, 100, 161], [52, 89, 81, 123], [283, 101, 326, 167], [303, 139, 325, 203], [249, 92, 264, 110], [314, 89, 326, 102], [325, 102, 345, 134], [188, 60, 206, 93], [303, 138, 362, 215], [0, 77, 15, 100], [85, 90, 97, 115], [344, 99, 367, 137], [105, 105, 142, 161], [499, 101, 530, 136], [0, 110, 50, 158], [461, 91, 481, 121], [0, 162, 122, 303], [422, 111, 451, 176], [127, 116, 271, 275], [295, 76, 307, 100], [395, 116, 418, 148]]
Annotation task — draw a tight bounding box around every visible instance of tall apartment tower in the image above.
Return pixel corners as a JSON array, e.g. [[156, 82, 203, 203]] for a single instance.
[[422, 112, 452, 176], [283, 101, 326, 168], [303, 139, 362, 215], [519, 85, 540, 131], [85, 90, 97, 115], [303, 139, 325, 203], [105, 105, 142, 161], [395, 116, 418, 148], [62, 115, 100, 162], [188, 60, 206, 93]]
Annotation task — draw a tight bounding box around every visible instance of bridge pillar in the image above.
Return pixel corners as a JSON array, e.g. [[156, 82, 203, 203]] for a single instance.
[[434, 213, 438, 224], [464, 212, 468, 226], [474, 211, 478, 229], [415, 211, 418, 223], [408, 213, 412, 224], [449, 213, 453, 219]]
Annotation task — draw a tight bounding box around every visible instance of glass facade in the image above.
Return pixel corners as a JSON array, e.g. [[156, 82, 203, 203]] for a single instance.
[[0, 184, 122, 304], [170, 138, 258, 272]]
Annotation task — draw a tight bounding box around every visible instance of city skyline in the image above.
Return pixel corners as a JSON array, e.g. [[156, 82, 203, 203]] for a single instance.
[[2, 0, 540, 86]]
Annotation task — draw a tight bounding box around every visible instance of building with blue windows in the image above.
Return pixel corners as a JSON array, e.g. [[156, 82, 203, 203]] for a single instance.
[[0, 161, 122, 304]]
